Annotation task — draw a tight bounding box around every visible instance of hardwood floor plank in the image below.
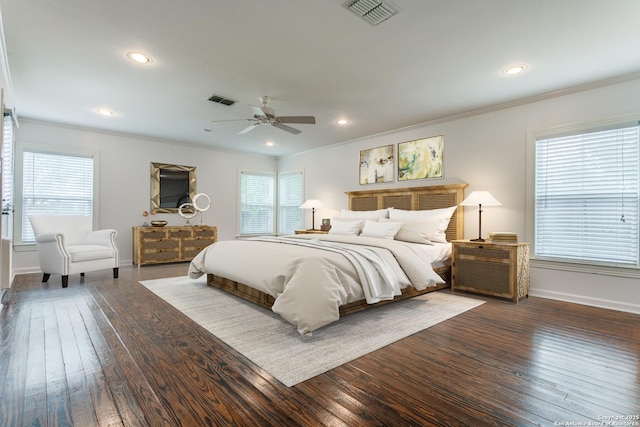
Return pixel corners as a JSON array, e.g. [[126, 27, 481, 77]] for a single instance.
[[0, 286, 32, 426], [42, 295, 74, 426], [83, 288, 175, 426], [1, 265, 638, 427], [74, 293, 149, 427], [54, 294, 101, 426]]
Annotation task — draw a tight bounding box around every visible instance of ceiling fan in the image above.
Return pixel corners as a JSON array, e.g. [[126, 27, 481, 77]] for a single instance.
[[212, 96, 316, 135]]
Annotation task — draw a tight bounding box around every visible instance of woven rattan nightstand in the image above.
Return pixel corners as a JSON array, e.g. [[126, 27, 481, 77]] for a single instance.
[[451, 240, 530, 303]]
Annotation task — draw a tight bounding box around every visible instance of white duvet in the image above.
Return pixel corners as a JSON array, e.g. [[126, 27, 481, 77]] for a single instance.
[[188, 234, 451, 335]]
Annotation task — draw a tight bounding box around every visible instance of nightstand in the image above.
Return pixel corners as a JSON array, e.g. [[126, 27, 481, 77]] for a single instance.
[[294, 229, 328, 234], [451, 239, 529, 303]]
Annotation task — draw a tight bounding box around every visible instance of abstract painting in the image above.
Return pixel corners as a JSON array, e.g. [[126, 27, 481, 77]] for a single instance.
[[359, 145, 394, 184], [397, 135, 444, 181]]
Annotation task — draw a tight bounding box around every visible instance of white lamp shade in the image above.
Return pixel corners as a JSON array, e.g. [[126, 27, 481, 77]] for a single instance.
[[299, 199, 323, 209], [460, 191, 501, 207]]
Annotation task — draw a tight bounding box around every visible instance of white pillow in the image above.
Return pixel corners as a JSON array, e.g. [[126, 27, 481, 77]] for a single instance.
[[340, 208, 389, 219], [380, 218, 435, 244], [328, 220, 365, 236], [359, 220, 403, 240], [388, 206, 457, 243]]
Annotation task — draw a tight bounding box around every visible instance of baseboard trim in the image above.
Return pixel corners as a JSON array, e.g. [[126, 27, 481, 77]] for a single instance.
[[529, 289, 640, 315]]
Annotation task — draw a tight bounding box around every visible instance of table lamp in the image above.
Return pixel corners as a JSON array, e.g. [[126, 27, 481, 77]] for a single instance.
[[299, 199, 322, 230], [459, 191, 501, 242]]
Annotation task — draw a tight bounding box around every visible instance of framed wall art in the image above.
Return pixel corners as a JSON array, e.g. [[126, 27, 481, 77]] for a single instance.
[[397, 135, 444, 181], [359, 144, 394, 184]]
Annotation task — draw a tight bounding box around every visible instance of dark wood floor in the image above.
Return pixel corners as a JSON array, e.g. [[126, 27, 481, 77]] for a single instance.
[[1, 264, 639, 427]]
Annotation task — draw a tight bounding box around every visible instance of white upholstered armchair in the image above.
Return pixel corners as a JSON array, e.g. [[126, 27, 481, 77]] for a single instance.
[[29, 215, 119, 288]]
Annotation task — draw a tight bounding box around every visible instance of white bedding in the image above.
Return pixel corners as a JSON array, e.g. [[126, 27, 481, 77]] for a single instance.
[[188, 234, 451, 335]]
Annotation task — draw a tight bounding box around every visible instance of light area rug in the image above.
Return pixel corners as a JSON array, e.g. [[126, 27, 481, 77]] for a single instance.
[[140, 276, 485, 387]]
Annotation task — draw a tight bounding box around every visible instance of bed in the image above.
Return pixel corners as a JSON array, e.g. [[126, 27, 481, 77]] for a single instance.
[[188, 183, 468, 334]]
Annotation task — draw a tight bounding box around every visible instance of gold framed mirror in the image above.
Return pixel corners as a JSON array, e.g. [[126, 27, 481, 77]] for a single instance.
[[150, 162, 196, 214]]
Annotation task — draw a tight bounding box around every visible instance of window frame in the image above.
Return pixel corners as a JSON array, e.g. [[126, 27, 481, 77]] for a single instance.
[[14, 144, 100, 250], [277, 170, 304, 236], [238, 170, 277, 236], [526, 115, 640, 279]]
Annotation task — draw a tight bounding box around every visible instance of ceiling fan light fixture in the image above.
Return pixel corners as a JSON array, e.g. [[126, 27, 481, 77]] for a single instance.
[[126, 51, 153, 64]]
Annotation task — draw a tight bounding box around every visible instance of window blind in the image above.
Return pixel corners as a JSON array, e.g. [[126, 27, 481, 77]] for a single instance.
[[21, 151, 94, 243], [278, 171, 303, 235], [240, 171, 275, 235], [535, 125, 639, 267]]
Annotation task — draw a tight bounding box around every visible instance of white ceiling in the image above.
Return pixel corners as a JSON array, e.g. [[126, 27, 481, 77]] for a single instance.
[[2, 0, 640, 157]]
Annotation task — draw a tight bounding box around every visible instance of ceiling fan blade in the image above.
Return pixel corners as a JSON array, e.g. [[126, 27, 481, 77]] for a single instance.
[[211, 118, 252, 123], [238, 123, 259, 135], [273, 123, 302, 135], [277, 116, 316, 124]]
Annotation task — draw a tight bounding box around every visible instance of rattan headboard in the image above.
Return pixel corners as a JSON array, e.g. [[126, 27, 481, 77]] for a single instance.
[[345, 183, 468, 241]]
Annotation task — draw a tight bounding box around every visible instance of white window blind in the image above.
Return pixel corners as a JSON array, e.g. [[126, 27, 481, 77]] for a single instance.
[[240, 171, 275, 235], [278, 171, 303, 235], [1, 113, 14, 217], [21, 151, 94, 243], [534, 124, 639, 267]]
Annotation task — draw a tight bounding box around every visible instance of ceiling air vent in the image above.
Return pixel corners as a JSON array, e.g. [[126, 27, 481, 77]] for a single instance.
[[207, 94, 237, 107], [343, 0, 399, 26]]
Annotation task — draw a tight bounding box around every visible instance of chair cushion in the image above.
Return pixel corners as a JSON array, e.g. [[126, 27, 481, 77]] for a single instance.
[[68, 245, 115, 262]]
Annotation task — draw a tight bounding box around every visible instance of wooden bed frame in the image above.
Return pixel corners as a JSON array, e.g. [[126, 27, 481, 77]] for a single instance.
[[208, 183, 468, 316]]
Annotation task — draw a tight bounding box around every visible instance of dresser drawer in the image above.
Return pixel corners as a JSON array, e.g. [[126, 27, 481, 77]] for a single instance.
[[141, 251, 181, 263], [169, 230, 192, 238], [193, 228, 216, 238], [140, 229, 168, 240], [142, 240, 179, 251], [183, 238, 215, 249], [457, 245, 509, 261]]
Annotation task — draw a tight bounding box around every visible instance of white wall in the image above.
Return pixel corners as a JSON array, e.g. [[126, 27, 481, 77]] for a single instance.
[[279, 78, 640, 314], [12, 120, 276, 272]]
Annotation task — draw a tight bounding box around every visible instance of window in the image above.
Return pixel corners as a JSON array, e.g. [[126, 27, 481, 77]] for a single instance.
[[239, 171, 276, 235], [18, 149, 96, 244], [239, 170, 304, 236], [531, 120, 639, 271], [1, 112, 14, 226], [278, 171, 303, 235]]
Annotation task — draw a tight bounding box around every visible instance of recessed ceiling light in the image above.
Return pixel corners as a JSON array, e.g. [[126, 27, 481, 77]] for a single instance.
[[502, 65, 526, 75], [265, 141, 275, 147], [97, 108, 115, 117], [336, 119, 350, 125], [126, 51, 153, 64]]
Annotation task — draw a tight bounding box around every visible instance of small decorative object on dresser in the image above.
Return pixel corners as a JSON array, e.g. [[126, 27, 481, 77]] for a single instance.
[[132, 225, 217, 266], [320, 218, 331, 232], [451, 239, 529, 303]]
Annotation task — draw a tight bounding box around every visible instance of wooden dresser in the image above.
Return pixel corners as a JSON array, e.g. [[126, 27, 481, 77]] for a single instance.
[[132, 225, 217, 266], [452, 239, 530, 303]]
